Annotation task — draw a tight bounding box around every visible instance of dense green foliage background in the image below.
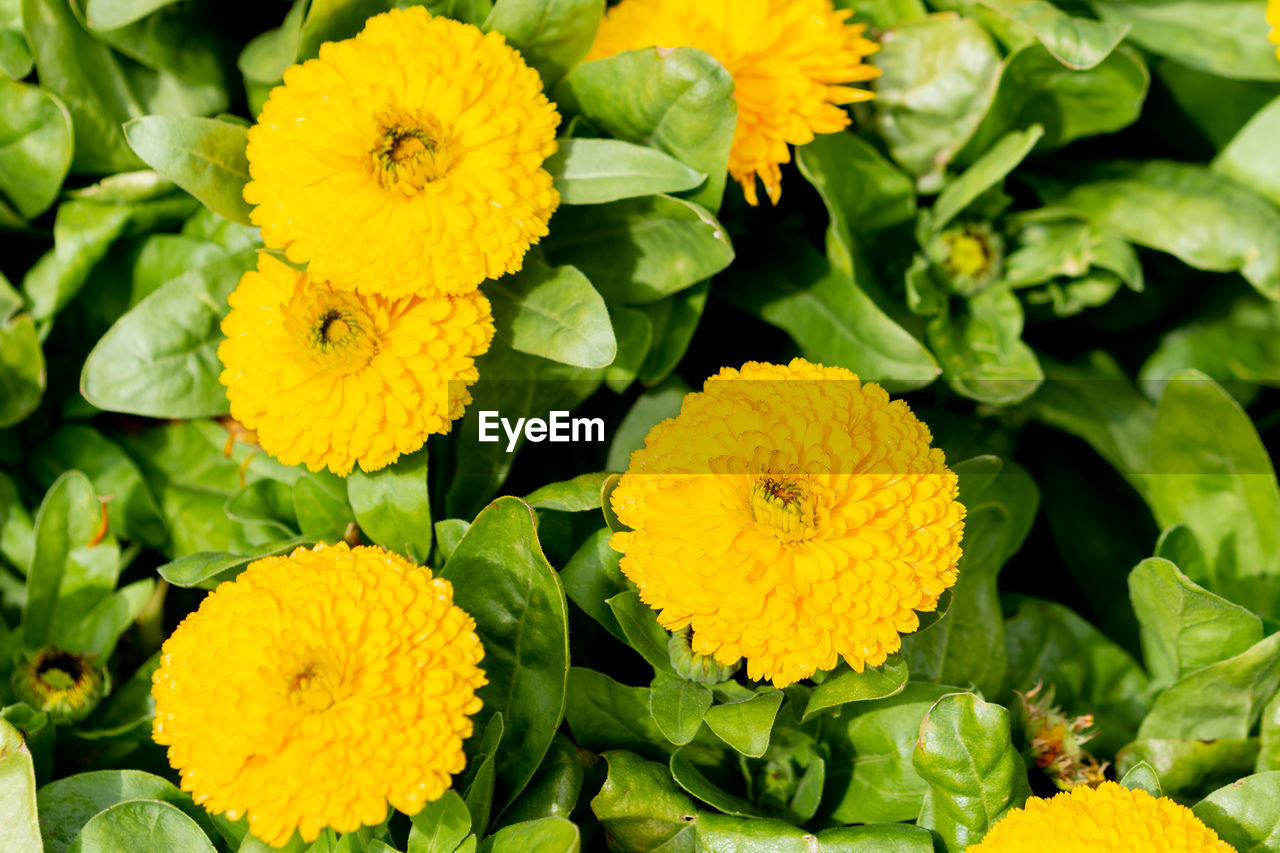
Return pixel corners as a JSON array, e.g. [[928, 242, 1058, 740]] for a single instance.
[[3, 0, 1280, 850]]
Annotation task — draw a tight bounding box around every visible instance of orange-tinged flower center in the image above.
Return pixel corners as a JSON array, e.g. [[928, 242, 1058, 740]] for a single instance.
[[281, 284, 379, 375], [748, 475, 826, 542], [288, 659, 342, 713], [371, 109, 457, 193]]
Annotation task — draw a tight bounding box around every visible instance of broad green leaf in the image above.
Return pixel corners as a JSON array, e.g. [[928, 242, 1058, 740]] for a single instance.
[[720, 244, 939, 392], [927, 286, 1043, 405], [913, 693, 1031, 853], [590, 750, 697, 853], [933, 125, 1044, 230], [1129, 557, 1262, 688], [408, 790, 471, 853], [81, 248, 257, 418], [157, 537, 311, 590], [486, 257, 615, 368], [1214, 95, 1280, 210], [237, 0, 306, 85], [1260, 691, 1280, 772], [1089, 0, 1280, 81], [1118, 761, 1163, 797], [565, 668, 669, 761], [1004, 210, 1144, 292], [812, 825, 934, 852], [607, 590, 674, 674], [1193, 772, 1280, 852], [26, 199, 131, 321], [501, 734, 583, 824], [442, 497, 569, 810], [668, 748, 760, 817], [483, 0, 601, 85], [554, 46, 736, 210], [0, 470, 35, 572], [544, 194, 733, 304], [480, 816, 579, 853], [38, 770, 215, 853], [828, 683, 957, 824], [804, 654, 908, 720], [67, 800, 216, 853], [1140, 296, 1280, 394], [0, 719, 39, 853], [702, 690, 784, 758], [347, 448, 431, 562], [524, 472, 610, 512], [240, 0, 392, 90], [561, 528, 627, 641], [835, 0, 927, 28], [85, 0, 178, 29], [635, 280, 708, 385], [0, 24, 32, 80], [695, 812, 933, 851], [650, 673, 712, 746], [1145, 371, 1280, 611], [873, 15, 1002, 191], [1117, 739, 1259, 799], [605, 376, 688, 470], [0, 312, 43, 427], [124, 116, 252, 225], [546, 138, 704, 205], [1138, 631, 1280, 741], [605, 306, 651, 392], [292, 471, 354, 541], [462, 713, 503, 836], [0, 80, 72, 219], [979, 0, 1128, 69], [1030, 161, 1280, 301], [1158, 60, 1280, 150]]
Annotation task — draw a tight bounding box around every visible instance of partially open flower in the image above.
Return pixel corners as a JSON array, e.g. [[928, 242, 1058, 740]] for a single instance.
[[10, 647, 108, 724], [610, 359, 965, 687], [927, 222, 1004, 297], [1018, 683, 1108, 791], [969, 781, 1234, 851]]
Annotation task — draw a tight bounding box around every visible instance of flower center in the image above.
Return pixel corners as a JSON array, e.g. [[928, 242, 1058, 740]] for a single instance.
[[749, 475, 822, 542], [371, 109, 456, 193], [946, 232, 990, 278], [288, 662, 339, 713], [36, 649, 84, 691], [283, 284, 379, 375]]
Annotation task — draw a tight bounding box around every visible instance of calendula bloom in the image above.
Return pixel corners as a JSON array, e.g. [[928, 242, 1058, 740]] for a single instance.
[[1271, 0, 1280, 59], [610, 359, 964, 687], [244, 6, 560, 298], [218, 253, 494, 476], [152, 543, 486, 848], [970, 782, 1234, 851], [10, 647, 108, 724], [587, 0, 880, 205]]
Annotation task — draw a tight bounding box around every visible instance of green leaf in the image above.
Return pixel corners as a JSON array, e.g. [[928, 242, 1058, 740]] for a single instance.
[[927, 287, 1043, 406], [1140, 296, 1280, 394], [803, 654, 908, 720], [1129, 557, 1262, 688], [635, 280, 708, 385], [124, 116, 252, 225], [84, 0, 178, 29], [604, 306, 651, 392], [1030, 161, 1280, 301], [565, 668, 669, 760], [66, 800, 216, 853], [1193, 772, 1280, 853], [650, 673, 712, 746], [26, 199, 131, 322], [1145, 371, 1280, 611], [811, 824, 935, 852], [524, 472, 610, 512], [1118, 761, 1163, 798], [0, 25, 33, 81], [0, 719, 40, 853], [1117, 739, 1259, 799], [1089, 0, 1280, 81], [589, 750, 697, 853], [0, 80, 72, 219], [293, 472, 354, 541], [408, 790, 470, 853], [979, 0, 1128, 69], [347, 448, 431, 562], [554, 46, 735, 210], [1214, 95, 1280, 210], [872, 14, 1002, 191], [607, 590, 674, 674], [828, 682, 957, 824], [561, 528, 627, 641], [479, 816, 579, 853], [933, 125, 1044, 230], [702, 690, 784, 758], [1138, 631, 1280, 740], [157, 537, 311, 590], [483, 0, 601, 85], [668, 748, 760, 818], [544, 194, 733, 304], [719, 244, 939, 392], [913, 692, 1031, 853], [1157, 60, 1280, 150], [0, 312, 44, 428], [546, 138, 705, 205], [501, 733, 583, 824], [486, 257, 615, 368], [81, 248, 257, 418], [38, 770, 216, 853], [463, 713, 504, 836], [442, 497, 569, 810]]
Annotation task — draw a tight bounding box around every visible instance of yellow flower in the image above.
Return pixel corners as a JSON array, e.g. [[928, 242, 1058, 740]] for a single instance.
[[217, 253, 494, 476], [1271, 0, 1280, 58], [587, 0, 880, 206], [969, 782, 1235, 852], [244, 6, 560, 298], [152, 543, 486, 848], [609, 359, 964, 687]]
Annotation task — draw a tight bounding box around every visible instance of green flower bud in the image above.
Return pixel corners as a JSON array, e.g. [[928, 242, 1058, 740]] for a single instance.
[[927, 222, 1004, 297], [10, 647, 109, 725], [668, 630, 740, 684]]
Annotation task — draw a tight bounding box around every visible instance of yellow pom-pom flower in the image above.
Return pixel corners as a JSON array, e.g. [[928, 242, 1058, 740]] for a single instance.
[[244, 6, 560, 298], [587, 0, 881, 206], [969, 782, 1235, 852], [218, 253, 494, 476], [609, 359, 964, 687], [1270, 0, 1280, 59], [152, 542, 487, 848]]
